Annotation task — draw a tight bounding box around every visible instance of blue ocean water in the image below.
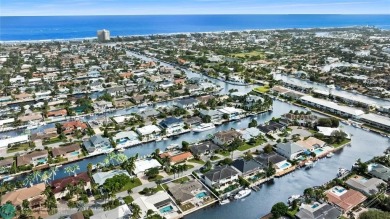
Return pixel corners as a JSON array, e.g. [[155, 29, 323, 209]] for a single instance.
[[0, 15, 389, 41]]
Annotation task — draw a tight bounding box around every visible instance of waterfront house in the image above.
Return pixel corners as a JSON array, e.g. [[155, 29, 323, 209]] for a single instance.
[[112, 131, 140, 148], [368, 163, 390, 182], [296, 203, 341, 219], [134, 158, 162, 175], [203, 165, 239, 189], [1, 183, 46, 210], [0, 158, 14, 173], [62, 120, 88, 135], [175, 98, 199, 110], [90, 204, 131, 219], [237, 127, 261, 142], [190, 141, 220, 157], [17, 150, 48, 167], [231, 158, 263, 177], [280, 113, 318, 127], [0, 134, 30, 153], [317, 127, 350, 139], [217, 107, 244, 120], [159, 151, 194, 165], [51, 143, 81, 160], [258, 121, 286, 135], [159, 117, 185, 135], [295, 137, 326, 151], [325, 186, 367, 212], [133, 191, 179, 219], [136, 125, 161, 141], [275, 142, 305, 160], [18, 113, 43, 123], [212, 129, 242, 146], [168, 179, 203, 203], [92, 170, 131, 187], [83, 135, 113, 155], [199, 109, 223, 123], [346, 175, 386, 196], [47, 109, 67, 118], [51, 172, 91, 199]]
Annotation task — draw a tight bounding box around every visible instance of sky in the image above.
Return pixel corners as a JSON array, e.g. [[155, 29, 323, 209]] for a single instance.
[[1, 0, 389, 16]]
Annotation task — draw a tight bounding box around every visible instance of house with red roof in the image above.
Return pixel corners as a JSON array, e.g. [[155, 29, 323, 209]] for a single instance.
[[51, 172, 91, 199], [62, 120, 88, 135]]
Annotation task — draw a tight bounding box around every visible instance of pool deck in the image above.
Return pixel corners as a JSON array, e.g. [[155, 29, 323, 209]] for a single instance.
[[275, 165, 297, 177]]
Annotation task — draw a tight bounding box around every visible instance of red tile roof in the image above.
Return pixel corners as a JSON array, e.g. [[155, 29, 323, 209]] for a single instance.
[[51, 172, 91, 194]]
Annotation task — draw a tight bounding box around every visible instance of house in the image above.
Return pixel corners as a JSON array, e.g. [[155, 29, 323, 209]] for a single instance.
[[106, 86, 126, 97], [133, 191, 179, 219], [203, 165, 239, 188], [218, 107, 244, 120], [0, 134, 29, 151], [92, 170, 131, 186], [317, 126, 350, 138], [112, 131, 140, 148], [237, 127, 261, 142], [51, 172, 91, 199], [295, 137, 326, 151], [159, 117, 185, 135], [18, 113, 43, 123], [346, 175, 386, 196], [0, 158, 14, 173], [199, 109, 223, 123], [184, 116, 202, 128], [83, 135, 113, 155], [296, 203, 341, 219], [134, 158, 162, 175], [62, 120, 88, 135], [47, 109, 67, 117], [17, 150, 49, 167], [275, 142, 305, 160], [1, 183, 46, 209], [70, 212, 85, 219], [231, 158, 263, 177], [280, 113, 318, 127], [325, 186, 367, 212], [136, 125, 161, 141], [90, 204, 131, 219], [51, 143, 81, 160], [258, 121, 286, 135], [175, 98, 199, 109], [190, 141, 220, 157], [159, 151, 194, 165], [368, 163, 390, 182], [213, 129, 242, 146], [255, 152, 287, 168], [168, 180, 203, 203]]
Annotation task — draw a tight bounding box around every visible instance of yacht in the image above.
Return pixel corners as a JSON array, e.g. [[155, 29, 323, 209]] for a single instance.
[[287, 195, 300, 204], [234, 189, 251, 200], [117, 148, 125, 152], [304, 160, 314, 168], [219, 199, 230, 205], [326, 152, 334, 158], [337, 168, 348, 177], [192, 123, 216, 132], [362, 127, 370, 132], [166, 144, 179, 151]]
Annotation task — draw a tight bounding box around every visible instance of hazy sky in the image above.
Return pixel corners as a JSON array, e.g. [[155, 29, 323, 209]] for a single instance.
[[1, 0, 389, 16]]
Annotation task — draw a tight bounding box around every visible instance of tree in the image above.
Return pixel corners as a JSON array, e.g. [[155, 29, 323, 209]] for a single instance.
[[248, 119, 258, 128], [0, 202, 16, 219], [266, 163, 276, 177], [359, 210, 390, 219], [145, 167, 159, 179], [263, 144, 273, 154], [271, 202, 288, 219], [131, 203, 141, 219], [181, 141, 190, 151]]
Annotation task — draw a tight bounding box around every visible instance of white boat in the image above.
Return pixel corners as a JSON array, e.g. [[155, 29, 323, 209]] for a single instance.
[[337, 168, 348, 177], [287, 195, 300, 204], [192, 123, 216, 132], [219, 199, 230, 205], [362, 127, 370, 131], [2, 176, 14, 182], [162, 137, 168, 141], [305, 161, 314, 167], [326, 152, 334, 158], [166, 144, 179, 151], [341, 120, 350, 125], [117, 148, 125, 152], [234, 189, 251, 200]]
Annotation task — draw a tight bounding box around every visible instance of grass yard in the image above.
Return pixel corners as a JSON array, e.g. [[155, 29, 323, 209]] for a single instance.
[[253, 85, 270, 93], [237, 143, 258, 151], [148, 175, 164, 182], [173, 176, 190, 184], [188, 159, 205, 165], [217, 150, 230, 157], [232, 51, 265, 58], [43, 137, 63, 145], [121, 178, 142, 192], [210, 155, 220, 161], [123, 195, 134, 204], [7, 143, 32, 153], [332, 139, 351, 148]]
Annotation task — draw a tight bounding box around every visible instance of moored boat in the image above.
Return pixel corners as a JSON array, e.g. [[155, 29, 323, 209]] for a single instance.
[[326, 152, 334, 158], [192, 123, 216, 132], [234, 189, 251, 200], [219, 199, 230, 205]]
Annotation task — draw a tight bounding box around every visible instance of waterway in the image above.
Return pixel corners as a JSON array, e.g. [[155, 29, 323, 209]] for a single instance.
[[2, 52, 390, 219]]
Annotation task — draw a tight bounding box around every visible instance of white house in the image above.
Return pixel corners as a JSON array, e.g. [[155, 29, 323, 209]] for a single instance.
[[275, 142, 305, 160], [159, 117, 185, 135], [203, 165, 239, 189], [136, 125, 161, 141], [112, 131, 140, 148]]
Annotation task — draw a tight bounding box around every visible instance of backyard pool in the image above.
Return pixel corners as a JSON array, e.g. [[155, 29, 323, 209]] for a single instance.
[[159, 205, 173, 214], [277, 161, 292, 170], [196, 192, 207, 199], [313, 148, 324, 155]]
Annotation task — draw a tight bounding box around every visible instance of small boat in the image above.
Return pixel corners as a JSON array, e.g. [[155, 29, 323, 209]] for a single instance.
[[326, 152, 334, 158], [337, 168, 348, 177], [2, 176, 14, 182], [166, 144, 179, 151], [287, 195, 300, 204], [341, 120, 350, 125], [117, 148, 125, 152], [362, 127, 370, 131], [219, 199, 230, 205], [304, 161, 314, 167], [192, 123, 216, 132], [162, 137, 168, 141], [234, 189, 251, 200]]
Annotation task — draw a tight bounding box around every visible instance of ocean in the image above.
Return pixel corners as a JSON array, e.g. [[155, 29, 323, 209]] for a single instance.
[[1, 14, 389, 41]]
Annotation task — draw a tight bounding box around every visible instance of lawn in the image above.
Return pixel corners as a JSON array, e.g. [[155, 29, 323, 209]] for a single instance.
[[7, 143, 32, 153], [217, 150, 230, 157], [156, 184, 168, 191], [123, 195, 134, 204], [332, 139, 351, 148], [173, 176, 190, 184], [210, 155, 220, 161], [287, 207, 299, 218], [232, 51, 265, 59], [253, 85, 270, 93], [188, 159, 205, 165], [148, 175, 164, 182], [43, 137, 64, 145], [121, 178, 142, 192], [237, 139, 266, 151]]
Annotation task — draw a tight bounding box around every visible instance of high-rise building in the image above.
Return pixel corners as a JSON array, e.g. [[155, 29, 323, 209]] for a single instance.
[[97, 29, 110, 42]]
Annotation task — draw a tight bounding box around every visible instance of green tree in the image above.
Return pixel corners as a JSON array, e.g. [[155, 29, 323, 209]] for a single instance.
[[271, 202, 288, 219]]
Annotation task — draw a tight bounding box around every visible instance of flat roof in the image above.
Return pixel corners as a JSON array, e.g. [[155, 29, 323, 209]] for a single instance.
[[300, 95, 365, 116], [359, 113, 390, 127]]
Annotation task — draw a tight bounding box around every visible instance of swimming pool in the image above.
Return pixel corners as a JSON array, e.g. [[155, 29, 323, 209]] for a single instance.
[[314, 148, 324, 155], [277, 161, 292, 170], [196, 192, 207, 198], [311, 203, 319, 209], [332, 186, 347, 196], [70, 151, 79, 156], [159, 205, 173, 214]]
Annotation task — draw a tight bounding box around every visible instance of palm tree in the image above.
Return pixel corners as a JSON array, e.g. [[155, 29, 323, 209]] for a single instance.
[[87, 163, 93, 177], [23, 175, 34, 187], [49, 167, 57, 180], [115, 153, 128, 164], [70, 164, 80, 176], [162, 156, 171, 172], [32, 170, 41, 182], [131, 203, 141, 219], [40, 171, 50, 185], [171, 166, 177, 179], [107, 152, 117, 166], [64, 166, 73, 176]]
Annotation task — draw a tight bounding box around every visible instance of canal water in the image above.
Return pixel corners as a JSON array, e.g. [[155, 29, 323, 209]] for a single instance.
[[3, 52, 390, 219]]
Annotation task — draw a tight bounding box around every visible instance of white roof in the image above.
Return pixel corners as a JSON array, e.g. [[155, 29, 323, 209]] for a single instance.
[[218, 107, 244, 114], [300, 96, 365, 116], [112, 115, 134, 123], [92, 170, 130, 186], [0, 135, 29, 148], [317, 127, 342, 136], [133, 191, 171, 218], [134, 159, 162, 175], [136, 125, 161, 135], [113, 131, 139, 142], [90, 204, 131, 219], [0, 118, 14, 126], [359, 113, 390, 127]]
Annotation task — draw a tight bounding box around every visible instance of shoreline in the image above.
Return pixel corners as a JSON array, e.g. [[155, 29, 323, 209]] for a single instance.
[[0, 25, 386, 44]]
